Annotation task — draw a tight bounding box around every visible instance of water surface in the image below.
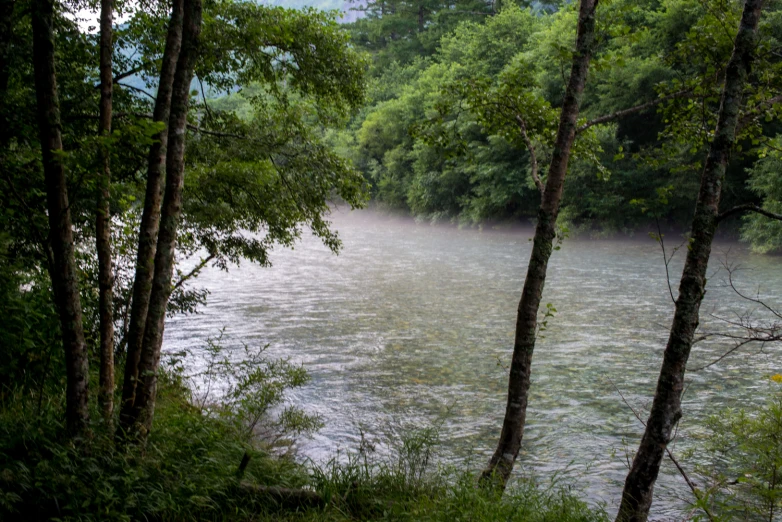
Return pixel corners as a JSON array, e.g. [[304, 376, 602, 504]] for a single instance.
[[164, 209, 782, 519]]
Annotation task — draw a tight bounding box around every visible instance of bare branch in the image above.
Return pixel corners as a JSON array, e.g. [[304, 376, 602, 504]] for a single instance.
[[92, 64, 150, 89], [577, 89, 691, 134], [187, 124, 246, 139], [172, 254, 215, 292], [197, 75, 214, 123], [717, 203, 782, 223], [655, 219, 680, 306], [690, 259, 781, 370], [689, 336, 766, 371], [607, 377, 716, 522], [724, 260, 782, 321], [117, 82, 156, 101], [515, 115, 543, 193]]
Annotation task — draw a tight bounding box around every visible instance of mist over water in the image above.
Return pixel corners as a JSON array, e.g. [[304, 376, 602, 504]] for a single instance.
[[164, 208, 782, 520]]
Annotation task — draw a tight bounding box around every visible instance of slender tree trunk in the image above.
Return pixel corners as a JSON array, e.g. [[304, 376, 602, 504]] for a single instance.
[[97, 0, 115, 422], [118, 0, 184, 436], [0, 0, 13, 91], [480, 0, 599, 488], [31, 0, 90, 436], [125, 0, 202, 440], [615, 1, 764, 520], [0, 0, 16, 149]]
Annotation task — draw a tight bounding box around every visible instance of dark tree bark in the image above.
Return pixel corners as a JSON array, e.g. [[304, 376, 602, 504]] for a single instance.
[[125, 0, 202, 440], [0, 0, 13, 91], [615, 1, 764, 520], [97, 0, 115, 422], [118, 0, 184, 436], [31, 0, 89, 436], [0, 0, 16, 148], [480, 0, 599, 488]]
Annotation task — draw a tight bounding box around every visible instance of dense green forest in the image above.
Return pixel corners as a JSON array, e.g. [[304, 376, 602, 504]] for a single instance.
[[1, 0, 782, 520], [334, 0, 782, 249]]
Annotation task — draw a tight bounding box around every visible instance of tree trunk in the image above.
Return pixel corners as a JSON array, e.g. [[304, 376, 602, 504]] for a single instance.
[[125, 0, 202, 440], [0, 0, 16, 149], [480, 0, 599, 488], [31, 0, 90, 436], [97, 0, 115, 422], [615, 1, 764, 520], [118, 0, 184, 437], [0, 0, 13, 91]]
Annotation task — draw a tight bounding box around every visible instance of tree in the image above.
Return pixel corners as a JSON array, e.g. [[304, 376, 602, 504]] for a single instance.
[[346, 0, 782, 237], [117, 0, 185, 438], [0, 0, 366, 441], [615, 0, 777, 519], [480, 0, 599, 487], [740, 139, 782, 253], [96, 0, 115, 421], [348, 0, 498, 69], [120, 0, 203, 441], [31, 0, 90, 437]]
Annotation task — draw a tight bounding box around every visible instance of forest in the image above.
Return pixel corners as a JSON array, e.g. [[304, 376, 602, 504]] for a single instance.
[[1, 0, 782, 520]]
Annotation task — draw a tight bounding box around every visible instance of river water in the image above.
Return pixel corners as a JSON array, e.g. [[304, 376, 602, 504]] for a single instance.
[[164, 209, 782, 519]]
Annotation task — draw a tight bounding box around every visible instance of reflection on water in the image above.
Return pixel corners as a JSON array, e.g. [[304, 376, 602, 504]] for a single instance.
[[164, 209, 782, 519]]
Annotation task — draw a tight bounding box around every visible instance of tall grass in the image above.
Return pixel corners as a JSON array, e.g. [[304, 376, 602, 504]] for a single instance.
[[0, 377, 607, 521], [1, 333, 607, 522], [0, 373, 307, 521]]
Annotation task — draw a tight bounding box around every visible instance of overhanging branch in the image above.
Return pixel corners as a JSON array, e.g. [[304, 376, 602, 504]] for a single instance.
[[577, 89, 691, 134], [717, 203, 782, 223], [172, 253, 215, 292]]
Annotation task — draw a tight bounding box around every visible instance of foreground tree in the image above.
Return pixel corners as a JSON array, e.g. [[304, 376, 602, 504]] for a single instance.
[[96, 0, 115, 421], [615, 0, 768, 519], [31, 0, 90, 437], [0, 0, 366, 441], [117, 0, 185, 437], [480, 0, 599, 487], [124, 0, 203, 440], [113, 1, 366, 442]]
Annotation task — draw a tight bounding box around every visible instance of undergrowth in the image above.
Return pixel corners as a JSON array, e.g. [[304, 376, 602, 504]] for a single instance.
[[0, 375, 606, 521], [0, 373, 307, 521], [0, 332, 605, 522]]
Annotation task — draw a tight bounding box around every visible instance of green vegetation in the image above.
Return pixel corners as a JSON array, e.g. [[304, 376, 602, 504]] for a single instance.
[[741, 138, 782, 253], [2, 0, 782, 519], [340, 0, 782, 252], [0, 338, 606, 521], [693, 378, 782, 521], [0, 373, 309, 520]]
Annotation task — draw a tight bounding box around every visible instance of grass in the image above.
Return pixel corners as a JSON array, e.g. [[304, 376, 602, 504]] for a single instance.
[[0, 372, 607, 522]]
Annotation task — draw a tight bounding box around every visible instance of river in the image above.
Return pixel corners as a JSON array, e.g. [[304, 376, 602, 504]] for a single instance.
[[164, 208, 782, 520]]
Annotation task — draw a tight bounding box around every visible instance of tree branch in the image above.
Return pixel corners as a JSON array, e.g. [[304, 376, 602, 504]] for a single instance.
[[736, 94, 782, 131], [717, 203, 782, 223], [93, 64, 150, 89], [172, 253, 215, 292], [577, 89, 691, 134], [515, 114, 543, 194], [117, 82, 156, 101], [187, 124, 246, 139]]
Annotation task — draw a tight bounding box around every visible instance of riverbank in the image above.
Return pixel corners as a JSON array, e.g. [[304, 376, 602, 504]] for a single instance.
[[0, 371, 606, 521]]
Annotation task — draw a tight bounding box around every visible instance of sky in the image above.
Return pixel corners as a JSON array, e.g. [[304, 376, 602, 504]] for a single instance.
[[73, 0, 360, 32]]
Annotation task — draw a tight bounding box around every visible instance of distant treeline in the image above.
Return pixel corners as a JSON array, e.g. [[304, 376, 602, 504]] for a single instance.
[[328, 0, 782, 251]]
